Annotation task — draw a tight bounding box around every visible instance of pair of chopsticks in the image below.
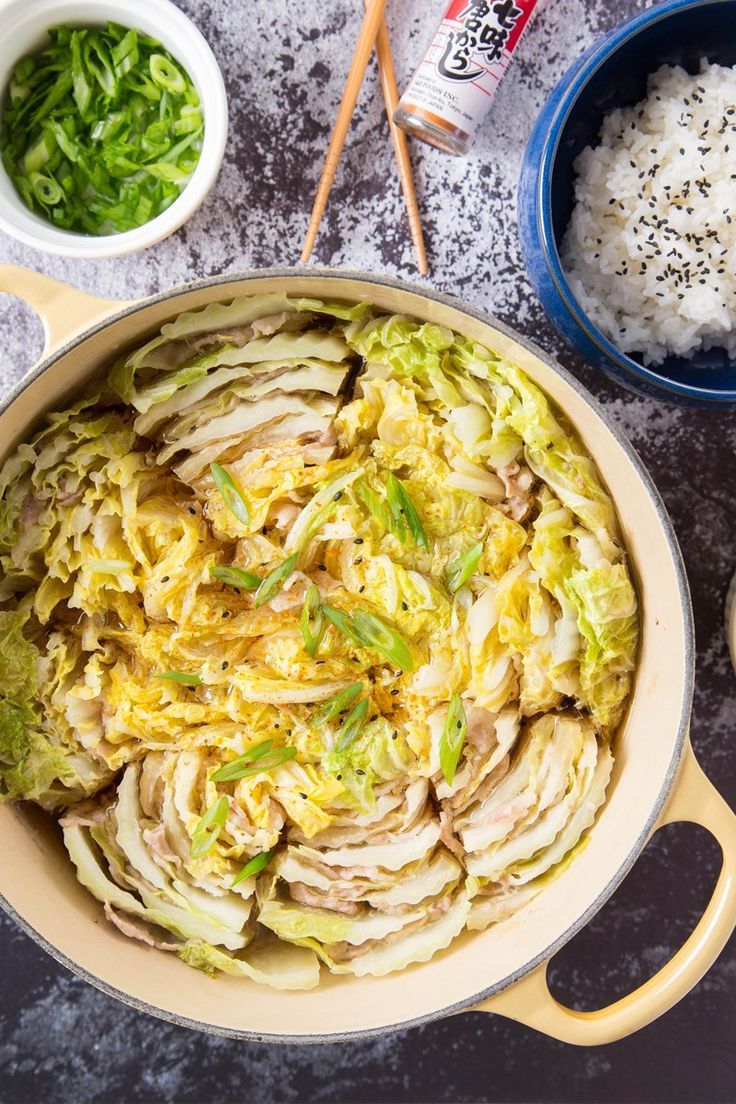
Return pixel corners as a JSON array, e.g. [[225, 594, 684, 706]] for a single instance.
[[301, 0, 428, 276]]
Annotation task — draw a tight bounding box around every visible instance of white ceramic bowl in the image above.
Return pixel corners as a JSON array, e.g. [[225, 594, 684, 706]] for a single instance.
[[0, 0, 228, 257]]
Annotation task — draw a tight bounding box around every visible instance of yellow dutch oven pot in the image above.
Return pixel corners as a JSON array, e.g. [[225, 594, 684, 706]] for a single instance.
[[1, 264, 734, 1045]]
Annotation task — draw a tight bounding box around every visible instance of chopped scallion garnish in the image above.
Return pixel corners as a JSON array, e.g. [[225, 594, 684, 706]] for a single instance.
[[210, 463, 250, 526], [386, 474, 429, 550], [211, 741, 297, 782], [300, 583, 325, 657], [231, 846, 277, 887], [439, 694, 467, 786], [351, 610, 414, 672], [334, 697, 369, 753], [310, 682, 364, 727], [209, 564, 262, 590], [156, 671, 202, 686], [254, 553, 299, 608], [355, 481, 395, 536], [190, 796, 229, 859], [322, 605, 414, 672], [0, 24, 203, 235], [446, 541, 484, 593]]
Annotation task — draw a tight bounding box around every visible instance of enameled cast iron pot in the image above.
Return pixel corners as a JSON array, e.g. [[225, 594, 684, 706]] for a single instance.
[[1, 264, 735, 1045]]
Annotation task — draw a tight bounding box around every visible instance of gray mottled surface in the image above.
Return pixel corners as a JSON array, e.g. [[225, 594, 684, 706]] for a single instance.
[[1, 1, 735, 1101]]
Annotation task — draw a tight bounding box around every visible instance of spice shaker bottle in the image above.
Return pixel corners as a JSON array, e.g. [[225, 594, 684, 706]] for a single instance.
[[394, 1, 540, 156]]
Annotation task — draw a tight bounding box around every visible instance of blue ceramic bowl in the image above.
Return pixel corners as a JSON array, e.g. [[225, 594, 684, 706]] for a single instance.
[[518, 0, 736, 404]]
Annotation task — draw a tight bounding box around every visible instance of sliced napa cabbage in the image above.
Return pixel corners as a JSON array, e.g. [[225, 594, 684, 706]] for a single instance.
[[0, 293, 638, 987], [114, 293, 367, 384], [323, 894, 471, 978], [259, 897, 427, 945], [178, 940, 320, 990], [466, 880, 544, 931], [64, 822, 249, 951], [528, 488, 638, 730], [461, 714, 609, 882], [365, 849, 463, 908], [0, 610, 110, 809], [158, 395, 339, 465], [293, 819, 441, 871]]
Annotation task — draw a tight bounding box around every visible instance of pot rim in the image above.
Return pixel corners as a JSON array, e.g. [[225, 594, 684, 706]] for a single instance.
[[0, 266, 696, 1042]]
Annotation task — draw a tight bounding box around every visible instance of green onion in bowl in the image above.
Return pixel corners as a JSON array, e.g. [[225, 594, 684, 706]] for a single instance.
[[0, 22, 204, 236]]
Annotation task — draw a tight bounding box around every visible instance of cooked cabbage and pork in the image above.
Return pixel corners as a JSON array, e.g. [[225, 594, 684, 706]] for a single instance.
[[0, 295, 639, 989]]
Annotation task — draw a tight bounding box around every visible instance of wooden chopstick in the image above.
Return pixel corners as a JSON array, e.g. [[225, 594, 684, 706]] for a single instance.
[[301, 0, 391, 264], [372, 9, 428, 275]]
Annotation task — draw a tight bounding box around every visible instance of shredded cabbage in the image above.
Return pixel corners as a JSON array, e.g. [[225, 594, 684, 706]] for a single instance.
[[0, 293, 638, 987]]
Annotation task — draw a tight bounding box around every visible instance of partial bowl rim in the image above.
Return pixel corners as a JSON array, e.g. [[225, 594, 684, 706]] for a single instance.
[[0, 0, 228, 258], [536, 0, 736, 403]]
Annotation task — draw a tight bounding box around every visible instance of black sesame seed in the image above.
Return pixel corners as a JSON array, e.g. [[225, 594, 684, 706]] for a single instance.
[[390, 689, 399, 696], [356, 769, 365, 776], [354, 538, 364, 545], [221, 661, 229, 670], [333, 492, 343, 501], [161, 575, 170, 582], [401, 601, 408, 611]]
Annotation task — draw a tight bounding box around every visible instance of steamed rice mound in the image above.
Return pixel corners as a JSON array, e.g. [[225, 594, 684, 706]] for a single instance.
[[562, 61, 736, 366]]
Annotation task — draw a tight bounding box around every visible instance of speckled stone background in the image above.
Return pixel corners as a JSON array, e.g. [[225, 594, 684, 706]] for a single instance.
[[0, 0, 735, 1101]]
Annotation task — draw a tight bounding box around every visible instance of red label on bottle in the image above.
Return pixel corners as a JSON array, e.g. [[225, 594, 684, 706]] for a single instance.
[[400, 0, 540, 143]]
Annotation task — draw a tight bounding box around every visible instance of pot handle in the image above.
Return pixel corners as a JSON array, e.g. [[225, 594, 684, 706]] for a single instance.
[[472, 739, 736, 1045], [0, 264, 133, 368]]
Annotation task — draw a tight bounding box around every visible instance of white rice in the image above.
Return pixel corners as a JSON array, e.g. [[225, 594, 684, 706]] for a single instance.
[[561, 61, 736, 365]]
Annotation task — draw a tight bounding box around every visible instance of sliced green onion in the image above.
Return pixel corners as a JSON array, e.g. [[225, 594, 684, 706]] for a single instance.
[[0, 23, 203, 235], [70, 32, 92, 115], [211, 745, 297, 782], [301, 583, 325, 657], [310, 682, 364, 727], [386, 474, 429, 550], [211, 739, 276, 782], [111, 29, 139, 79], [321, 604, 366, 647], [190, 796, 229, 859], [232, 847, 277, 887], [446, 541, 484, 594], [22, 130, 57, 175], [150, 53, 186, 93], [355, 481, 400, 539], [284, 469, 364, 553], [209, 564, 261, 590], [254, 553, 299, 608], [322, 605, 414, 672], [350, 611, 414, 672], [156, 671, 202, 686], [30, 171, 63, 205], [334, 698, 369, 753], [210, 463, 250, 526], [439, 693, 467, 786]]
